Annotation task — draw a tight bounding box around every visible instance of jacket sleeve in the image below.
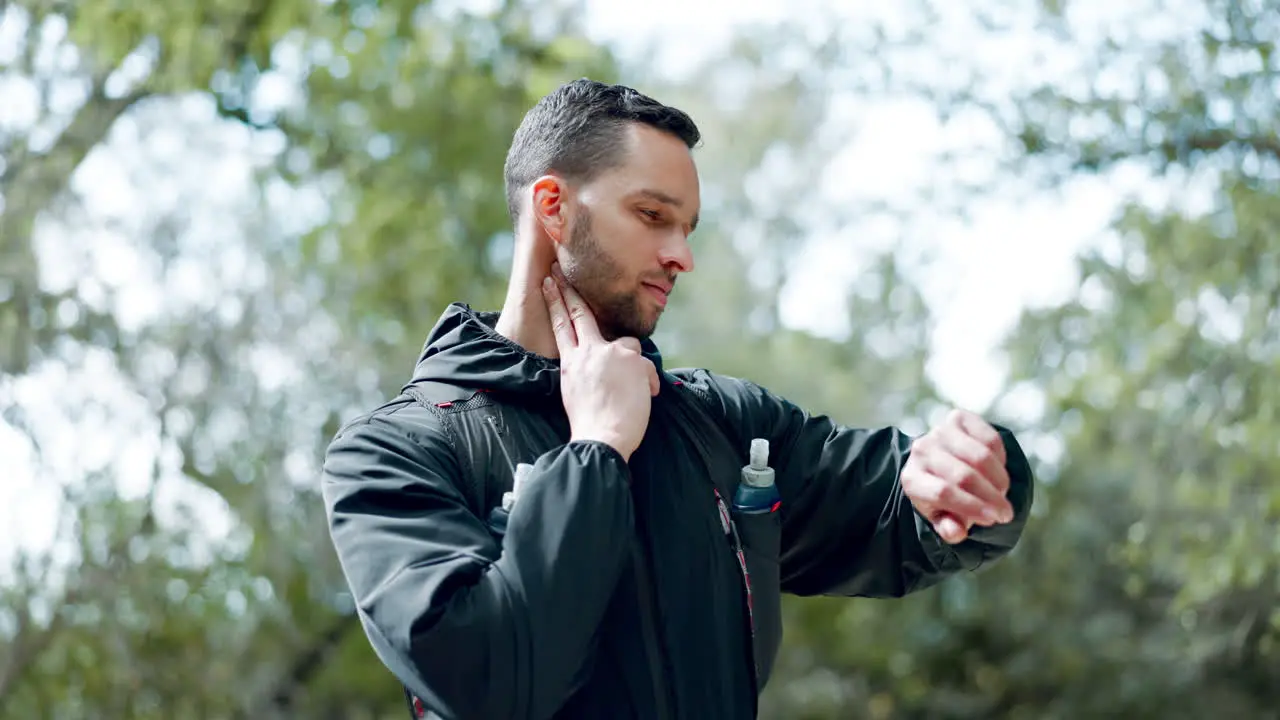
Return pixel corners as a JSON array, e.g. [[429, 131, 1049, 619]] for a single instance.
[[676, 369, 1034, 599], [320, 405, 634, 720]]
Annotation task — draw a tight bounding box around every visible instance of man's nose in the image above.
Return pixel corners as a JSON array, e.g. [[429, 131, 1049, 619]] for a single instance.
[[658, 234, 694, 274]]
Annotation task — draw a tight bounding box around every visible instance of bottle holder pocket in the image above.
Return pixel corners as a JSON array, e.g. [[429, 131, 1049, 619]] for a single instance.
[[732, 507, 783, 687]]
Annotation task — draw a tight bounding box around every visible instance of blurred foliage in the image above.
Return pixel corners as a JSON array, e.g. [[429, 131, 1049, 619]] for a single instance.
[[2, 0, 1279, 718], [1, 0, 618, 717], [755, 1, 1280, 718], [991, 0, 1280, 712]]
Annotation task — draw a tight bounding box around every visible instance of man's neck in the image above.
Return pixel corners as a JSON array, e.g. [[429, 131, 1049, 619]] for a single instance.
[[493, 241, 559, 359]]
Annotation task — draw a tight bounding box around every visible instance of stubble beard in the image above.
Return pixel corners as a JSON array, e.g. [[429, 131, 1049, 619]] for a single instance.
[[561, 207, 660, 341]]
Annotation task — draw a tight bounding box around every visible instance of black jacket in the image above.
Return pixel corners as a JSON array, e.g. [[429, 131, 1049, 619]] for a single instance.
[[320, 303, 1034, 720]]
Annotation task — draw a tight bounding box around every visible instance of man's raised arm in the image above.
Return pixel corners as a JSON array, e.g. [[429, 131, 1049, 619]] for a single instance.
[[674, 369, 1034, 599]]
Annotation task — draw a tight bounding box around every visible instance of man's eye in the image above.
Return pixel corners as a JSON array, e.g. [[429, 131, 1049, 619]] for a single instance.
[[639, 209, 661, 221]]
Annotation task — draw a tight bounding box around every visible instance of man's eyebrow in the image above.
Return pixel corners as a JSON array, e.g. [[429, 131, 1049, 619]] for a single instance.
[[635, 188, 699, 230]]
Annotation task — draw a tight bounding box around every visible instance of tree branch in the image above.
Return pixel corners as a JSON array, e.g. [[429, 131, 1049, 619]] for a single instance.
[[210, 0, 276, 128], [259, 615, 356, 717], [0, 70, 150, 369], [0, 79, 149, 204], [1072, 129, 1280, 172]]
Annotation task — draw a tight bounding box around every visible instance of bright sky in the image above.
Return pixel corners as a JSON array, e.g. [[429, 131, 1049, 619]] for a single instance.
[[1, 0, 1176, 575], [582, 0, 1202, 419], [583, 0, 1111, 411]]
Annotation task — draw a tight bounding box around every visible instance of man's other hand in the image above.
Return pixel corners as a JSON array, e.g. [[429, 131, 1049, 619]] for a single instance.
[[901, 409, 1014, 544]]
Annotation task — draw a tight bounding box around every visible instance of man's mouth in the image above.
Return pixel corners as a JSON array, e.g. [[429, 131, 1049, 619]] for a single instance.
[[642, 281, 672, 307]]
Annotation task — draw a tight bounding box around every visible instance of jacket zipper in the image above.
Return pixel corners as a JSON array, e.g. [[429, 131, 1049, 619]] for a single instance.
[[670, 384, 764, 708], [630, 540, 675, 719]]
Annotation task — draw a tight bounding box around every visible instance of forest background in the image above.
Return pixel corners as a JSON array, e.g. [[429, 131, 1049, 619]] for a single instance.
[[2, 0, 1278, 717]]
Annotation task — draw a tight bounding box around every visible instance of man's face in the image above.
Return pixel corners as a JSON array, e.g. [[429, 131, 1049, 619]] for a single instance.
[[557, 124, 701, 341]]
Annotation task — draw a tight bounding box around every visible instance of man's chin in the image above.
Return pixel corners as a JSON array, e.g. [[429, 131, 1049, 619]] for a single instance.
[[632, 309, 663, 341], [602, 317, 660, 343], [593, 297, 664, 341]]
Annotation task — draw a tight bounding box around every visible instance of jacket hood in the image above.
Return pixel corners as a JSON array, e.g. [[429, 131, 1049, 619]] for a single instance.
[[409, 303, 665, 397]]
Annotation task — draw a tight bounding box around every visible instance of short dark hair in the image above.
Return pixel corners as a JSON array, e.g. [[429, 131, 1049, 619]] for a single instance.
[[503, 78, 701, 222]]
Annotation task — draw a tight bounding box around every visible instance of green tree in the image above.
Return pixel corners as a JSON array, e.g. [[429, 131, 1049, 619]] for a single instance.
[[1, 1, 614, 717], [995, 0, 1280, 710], [713, 1, 1280, 718], [804, 0, 1280, 717]]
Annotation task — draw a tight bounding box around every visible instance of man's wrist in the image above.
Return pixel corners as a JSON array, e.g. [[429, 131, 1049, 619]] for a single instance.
[[569, 433, 631, 463]]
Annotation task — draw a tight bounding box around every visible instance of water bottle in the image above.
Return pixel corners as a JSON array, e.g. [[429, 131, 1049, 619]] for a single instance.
[[733, 439, 780, 515]]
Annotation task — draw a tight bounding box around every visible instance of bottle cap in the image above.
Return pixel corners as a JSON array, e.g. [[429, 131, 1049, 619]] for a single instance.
[[749, 438, 769, 469], [513, 463, 534, 497]]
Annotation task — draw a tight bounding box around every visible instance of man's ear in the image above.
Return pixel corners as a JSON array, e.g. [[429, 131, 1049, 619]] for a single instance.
[[531, 175, 567, 244]]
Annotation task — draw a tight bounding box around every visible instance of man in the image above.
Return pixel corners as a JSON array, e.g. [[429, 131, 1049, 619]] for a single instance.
[[320, 79, 1034, 720]]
